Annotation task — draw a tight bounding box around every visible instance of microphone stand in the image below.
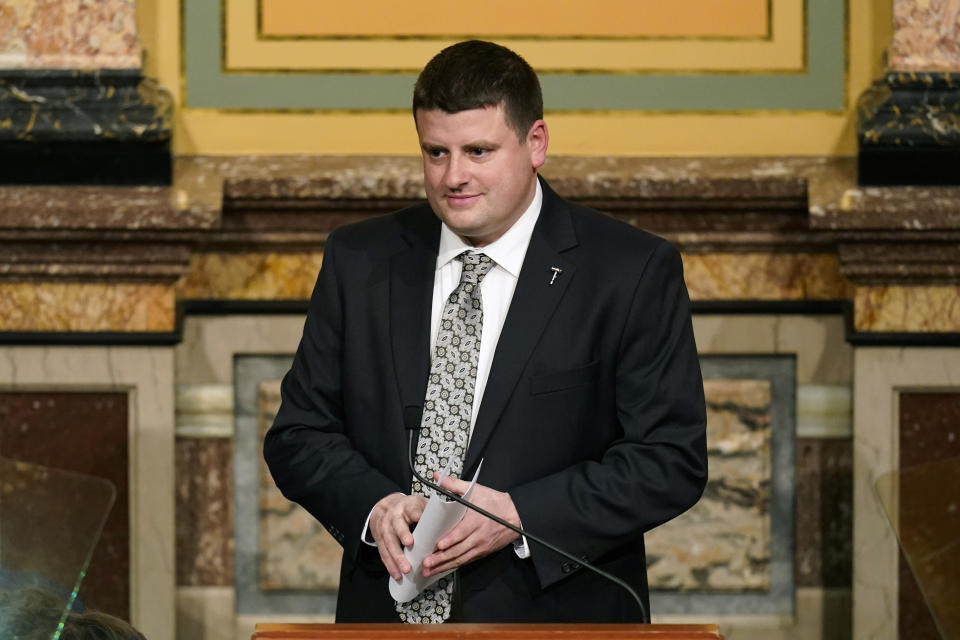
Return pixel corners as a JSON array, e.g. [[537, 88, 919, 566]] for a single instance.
[[406, 430, 650, 623]]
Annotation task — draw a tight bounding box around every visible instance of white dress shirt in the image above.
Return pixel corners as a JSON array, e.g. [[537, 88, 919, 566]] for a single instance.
[[361, 180, 543, 557], [430, 180, 542, 438]]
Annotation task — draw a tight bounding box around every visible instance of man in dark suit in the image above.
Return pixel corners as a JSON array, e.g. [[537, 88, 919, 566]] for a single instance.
[[264, 40, 707, 623]]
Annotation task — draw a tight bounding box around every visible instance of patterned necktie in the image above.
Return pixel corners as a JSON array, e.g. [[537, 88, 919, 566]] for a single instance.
[[397, 251, 494, 624]]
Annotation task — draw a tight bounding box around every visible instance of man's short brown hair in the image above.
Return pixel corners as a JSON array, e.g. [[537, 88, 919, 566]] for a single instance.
[[413, 40, 543, 143]]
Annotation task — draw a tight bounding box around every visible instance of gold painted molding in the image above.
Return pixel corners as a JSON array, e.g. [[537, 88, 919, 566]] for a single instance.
[[259, 0, 770, 39], [139, 0, 888, 157], [227, 0, 800, 73]]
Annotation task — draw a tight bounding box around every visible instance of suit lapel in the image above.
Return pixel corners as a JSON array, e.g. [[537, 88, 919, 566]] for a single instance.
[[464, 180, 578, 474], [390, 208, 440, 429]]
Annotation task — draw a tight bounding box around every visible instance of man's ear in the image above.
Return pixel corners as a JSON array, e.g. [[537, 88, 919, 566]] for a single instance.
[[527, 120, 549, 170]]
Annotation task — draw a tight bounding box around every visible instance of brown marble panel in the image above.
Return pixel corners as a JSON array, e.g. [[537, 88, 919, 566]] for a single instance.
[[175, 438, 235, 586], [177, 253, 324, 301], [0, 283, 175, 332], [795, 438, 853, 588], [900, 392, 960, 467], [854, 285, 960, 332], [683, 253, 851, 301], [0, 186, 218, 230], [811, 186, 960, 231], [173, 156, 850, 203], [891, 0, 960, 71], [0, 392, 129, 620], [898, 393, 960, 640]]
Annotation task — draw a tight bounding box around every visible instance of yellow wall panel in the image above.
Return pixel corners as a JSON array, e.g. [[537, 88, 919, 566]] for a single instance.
[[175, 110, 855, 156], [261, 0, 769, 38], [229, 0, 800, 72], [138, 0, 893, 156]]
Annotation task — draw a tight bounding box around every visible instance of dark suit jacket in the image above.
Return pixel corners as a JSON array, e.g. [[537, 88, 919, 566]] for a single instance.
[[264, 178, 707, 623]]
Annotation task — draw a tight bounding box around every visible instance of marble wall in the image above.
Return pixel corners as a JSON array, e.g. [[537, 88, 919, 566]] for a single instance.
[[649, 379, 774, 592], [795, 439, 852, 588], [890, 0, 960, 70], [896, 392, 960, 639], [247, 367, 792, 613], [0, 0, 141, 69], [0, 391, 129, 619], [169, 312, 853, 640], [257, 381, 340, 592], [0, 347, 176, 640], [176, 438, 234, 587], [852, 349, 960, 640]]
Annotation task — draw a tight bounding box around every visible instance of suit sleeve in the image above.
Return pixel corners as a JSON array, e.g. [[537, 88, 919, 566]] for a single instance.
[[508, 240, 708, 589], [263, 231, 404, 562]]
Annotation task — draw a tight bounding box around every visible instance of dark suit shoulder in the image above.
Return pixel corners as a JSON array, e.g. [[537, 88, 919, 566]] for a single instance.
[[328, 202, 438, 256], [565, 201, 678, 272]]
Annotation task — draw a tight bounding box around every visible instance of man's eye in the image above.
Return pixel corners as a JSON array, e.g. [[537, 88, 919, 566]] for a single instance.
[[468, 147, 489, 157], [425, 148, 446, 158]]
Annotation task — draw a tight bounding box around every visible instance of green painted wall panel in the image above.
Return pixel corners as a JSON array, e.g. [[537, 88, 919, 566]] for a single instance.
[[184, 0, 845, 111]]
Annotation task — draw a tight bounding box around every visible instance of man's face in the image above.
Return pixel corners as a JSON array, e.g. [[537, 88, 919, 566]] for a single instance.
[[415, 104, 548, 247]]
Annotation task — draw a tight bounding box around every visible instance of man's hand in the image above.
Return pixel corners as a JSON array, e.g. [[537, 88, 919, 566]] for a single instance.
[[369, 492, 428, 581], [421, 474, 521, 577]]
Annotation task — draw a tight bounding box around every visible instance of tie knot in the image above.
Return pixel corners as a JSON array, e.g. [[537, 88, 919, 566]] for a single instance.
[[458, 252, 494, 285]]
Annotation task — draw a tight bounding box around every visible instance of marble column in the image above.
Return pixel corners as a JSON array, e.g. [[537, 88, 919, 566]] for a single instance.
[[0, 4, 180, 640], [848, 6, 960, 639], [0, 0, 171, 185], [857, 0, 960, 186]]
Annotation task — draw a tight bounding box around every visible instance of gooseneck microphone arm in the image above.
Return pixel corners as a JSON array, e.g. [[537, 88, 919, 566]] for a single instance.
[[404, 425, 650, 623]]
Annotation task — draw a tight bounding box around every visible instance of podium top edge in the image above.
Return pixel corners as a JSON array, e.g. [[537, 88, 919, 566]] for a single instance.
[[253, 622, 722, 640]]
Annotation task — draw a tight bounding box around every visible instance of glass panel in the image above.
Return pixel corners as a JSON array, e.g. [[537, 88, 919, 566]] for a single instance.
[[0, 456, 115, 640], [875, 456, 960, 640]]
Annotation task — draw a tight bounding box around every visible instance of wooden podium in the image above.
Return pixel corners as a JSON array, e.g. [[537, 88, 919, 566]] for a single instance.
[[253, 623, 723, 639]]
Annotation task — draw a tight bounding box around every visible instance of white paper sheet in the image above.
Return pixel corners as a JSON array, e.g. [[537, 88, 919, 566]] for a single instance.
[[388, 461, 482, 603]]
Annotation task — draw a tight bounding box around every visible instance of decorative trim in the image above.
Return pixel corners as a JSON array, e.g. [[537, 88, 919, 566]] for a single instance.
[[182, 300, 310, 315], [0, 305, 185, 345], [797, 384, 852, 438], [185, 0, 845, 111], [842, 304, 960, 346], [857, 72, 960, 187], [176, 384, 235, 438], [692, 300, 847, 315], [845, 330, 960, 347], [0, 330, 184, 346], [0, 70, 173, 186]]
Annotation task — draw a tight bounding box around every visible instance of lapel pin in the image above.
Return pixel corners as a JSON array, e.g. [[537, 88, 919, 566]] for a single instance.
[[549, 266, 563, 285]]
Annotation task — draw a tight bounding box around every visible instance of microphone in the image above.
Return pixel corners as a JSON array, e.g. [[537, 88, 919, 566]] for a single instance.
[[402, 405, 649, 623]]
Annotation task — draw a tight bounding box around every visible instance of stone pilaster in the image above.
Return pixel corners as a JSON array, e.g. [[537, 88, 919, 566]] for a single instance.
[[0, 0, 171, 185], [857, 0, 960, 186]]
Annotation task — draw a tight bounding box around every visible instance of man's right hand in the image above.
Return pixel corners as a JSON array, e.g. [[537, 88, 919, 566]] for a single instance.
[[369, 492, 428, 580]]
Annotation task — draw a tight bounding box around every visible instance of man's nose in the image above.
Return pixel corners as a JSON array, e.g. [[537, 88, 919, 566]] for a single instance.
[[443, 154, 469, 188]]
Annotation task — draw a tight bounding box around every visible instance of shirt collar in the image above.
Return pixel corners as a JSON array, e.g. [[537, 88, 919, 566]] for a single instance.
[[436, 179, 542, 278]]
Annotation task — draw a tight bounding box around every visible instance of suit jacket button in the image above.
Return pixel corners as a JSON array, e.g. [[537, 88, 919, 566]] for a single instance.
[[561, 562, 572, 574]]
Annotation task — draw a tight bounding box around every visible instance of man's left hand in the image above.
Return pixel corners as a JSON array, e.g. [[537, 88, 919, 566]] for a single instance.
[[421, 474, 521, 577]]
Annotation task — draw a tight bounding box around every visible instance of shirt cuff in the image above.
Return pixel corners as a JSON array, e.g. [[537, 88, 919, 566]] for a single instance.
[[360, 507, 378, 547], [512, 534, 531, 558]]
